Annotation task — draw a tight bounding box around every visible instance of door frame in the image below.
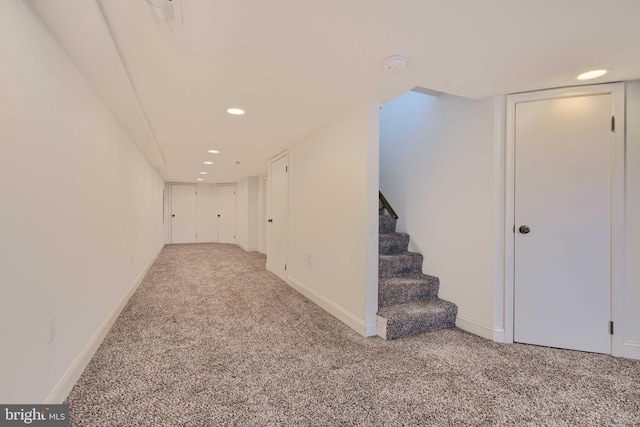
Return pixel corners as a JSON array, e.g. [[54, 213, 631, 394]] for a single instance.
[[504, 83, 625, 355], [266, 150, 289, 280], [169, 183, 198, 244], [217, 183, 237, 244]]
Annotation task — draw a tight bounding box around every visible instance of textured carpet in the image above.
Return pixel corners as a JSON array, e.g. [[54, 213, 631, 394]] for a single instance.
[[66, 243, 640, 426]]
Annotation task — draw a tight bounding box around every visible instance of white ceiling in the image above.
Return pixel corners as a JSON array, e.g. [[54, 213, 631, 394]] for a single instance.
[[27, 0, 640, 183]]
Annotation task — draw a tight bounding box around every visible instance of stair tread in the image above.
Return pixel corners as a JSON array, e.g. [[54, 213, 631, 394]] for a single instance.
[[379, 232, 409, 238], [379, 252, 422, 260], [379, 274, 438, 286], [377, 298, 457, 321]]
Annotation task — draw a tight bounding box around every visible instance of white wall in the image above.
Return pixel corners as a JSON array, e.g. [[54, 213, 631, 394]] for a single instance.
[[196, 184, 218, 242], [624, 81, 640, 353], [287, 102, 379, 336], [380, 91, 498, 338], [0, 1, 166, 403], [236, 176, 260, 252]]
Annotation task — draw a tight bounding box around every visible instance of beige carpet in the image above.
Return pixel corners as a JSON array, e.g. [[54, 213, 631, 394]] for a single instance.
[[66, 243, 640, 426]]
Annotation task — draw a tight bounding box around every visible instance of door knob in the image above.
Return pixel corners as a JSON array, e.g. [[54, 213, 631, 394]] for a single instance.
[[172, 214, 175, 217], [217, 214, 221, 217], [268, 219, 273, 223], [519, 225, 531, 234]]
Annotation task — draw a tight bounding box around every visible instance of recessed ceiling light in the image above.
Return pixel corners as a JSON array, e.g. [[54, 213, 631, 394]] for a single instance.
[[577, 69, 609, 80], [208, 150, 220, 154], [200, 172, 208, 175], [197, 178, 204, 181], [203, 161, 213, 165], [227, 108, 245, 115]]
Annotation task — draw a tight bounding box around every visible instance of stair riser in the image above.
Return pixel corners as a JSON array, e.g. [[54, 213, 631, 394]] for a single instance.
[[378, 284, 438, 307], [386, 307, 457, 340], [379, 256, 423, 278], [379, 217, 397, 234], [379, 235, 410, 254]]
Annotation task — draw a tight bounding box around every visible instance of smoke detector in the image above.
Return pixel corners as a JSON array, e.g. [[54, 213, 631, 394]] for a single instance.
[[383, 56, 408, 73]]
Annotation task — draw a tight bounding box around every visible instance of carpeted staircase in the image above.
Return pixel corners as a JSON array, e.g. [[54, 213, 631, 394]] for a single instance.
[[377, 213, 458, 340]]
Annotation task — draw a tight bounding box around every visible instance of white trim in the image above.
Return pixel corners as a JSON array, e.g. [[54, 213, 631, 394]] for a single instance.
[[504, 83, 626, 354], [456, 315, 505, 341], [45, 244, 165, 404], [617, 341, 640, 360], [237, 242, 260, 252], [376, 315, 388, 339], [287, 276, 370, 337], [493, 95, 507, 339]]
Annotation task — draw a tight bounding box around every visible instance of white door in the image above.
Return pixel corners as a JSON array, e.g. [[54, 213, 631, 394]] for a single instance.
[[171, 184, 197, 244], [217, 184, 236, 244], [514, 93, 613, 353], [267, 153, 288, 279]]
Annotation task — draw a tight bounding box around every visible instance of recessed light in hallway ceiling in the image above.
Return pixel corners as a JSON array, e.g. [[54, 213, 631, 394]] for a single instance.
[[227, 108, 245, 115], [208, 150, 220, 154], [197, 178, 204, 181], [200, 172, 208, 175], [577, 69, 610, 80], [203, 161, 213, 165]]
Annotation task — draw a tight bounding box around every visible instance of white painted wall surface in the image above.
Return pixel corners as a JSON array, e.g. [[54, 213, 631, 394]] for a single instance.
[[624, 81, 640, 354], [236, 176, 260, 251], [236, 178, 249, 248], [0, 1, 166, 403], [288, 102, 379, 336], [380, 91, 497, 338], [196, 184, 218, 242]]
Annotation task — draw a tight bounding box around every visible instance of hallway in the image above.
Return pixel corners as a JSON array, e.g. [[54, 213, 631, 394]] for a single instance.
[[66, 244, 640, 426]]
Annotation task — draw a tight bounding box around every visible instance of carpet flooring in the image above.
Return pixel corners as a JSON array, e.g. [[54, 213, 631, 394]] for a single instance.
[[66, 243, 640, 426]]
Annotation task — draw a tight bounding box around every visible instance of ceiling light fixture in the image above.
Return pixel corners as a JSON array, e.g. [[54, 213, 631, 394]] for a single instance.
[[208, 150, 220, 154], [200, 172, 208, 175], [227, 108, 245, 115], [577, 69, 609, 81], [197, 178, 204, 181], [203, 161, 213, 165], [383, 56, 408, 73]]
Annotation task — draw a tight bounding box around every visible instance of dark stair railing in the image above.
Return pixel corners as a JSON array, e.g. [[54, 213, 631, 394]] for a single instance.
[[379, 191, 398, 220]]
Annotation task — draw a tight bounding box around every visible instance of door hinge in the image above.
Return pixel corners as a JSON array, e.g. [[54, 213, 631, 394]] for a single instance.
[[611, 116, 615, 132], [284, 264, 287, 271], [609, 321, 614, 335], [285, 166, 288, 172]]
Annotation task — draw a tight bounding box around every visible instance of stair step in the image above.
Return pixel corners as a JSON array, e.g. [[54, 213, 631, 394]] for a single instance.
[[379, 252, 423, 278], [379, 215, 397, 234], [379, 233, 410, 254], [378, 274, 439, 307], [377, 299, 457, 340]]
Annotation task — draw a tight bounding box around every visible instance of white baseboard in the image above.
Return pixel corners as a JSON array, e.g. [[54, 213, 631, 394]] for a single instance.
[[45, 244, 165, 404], [376, 315, 387, 339], [287, 276, 369, 337], [456, 315, 505, 342], [237, 242, 260, 253], [616, 340, 640, 360]]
